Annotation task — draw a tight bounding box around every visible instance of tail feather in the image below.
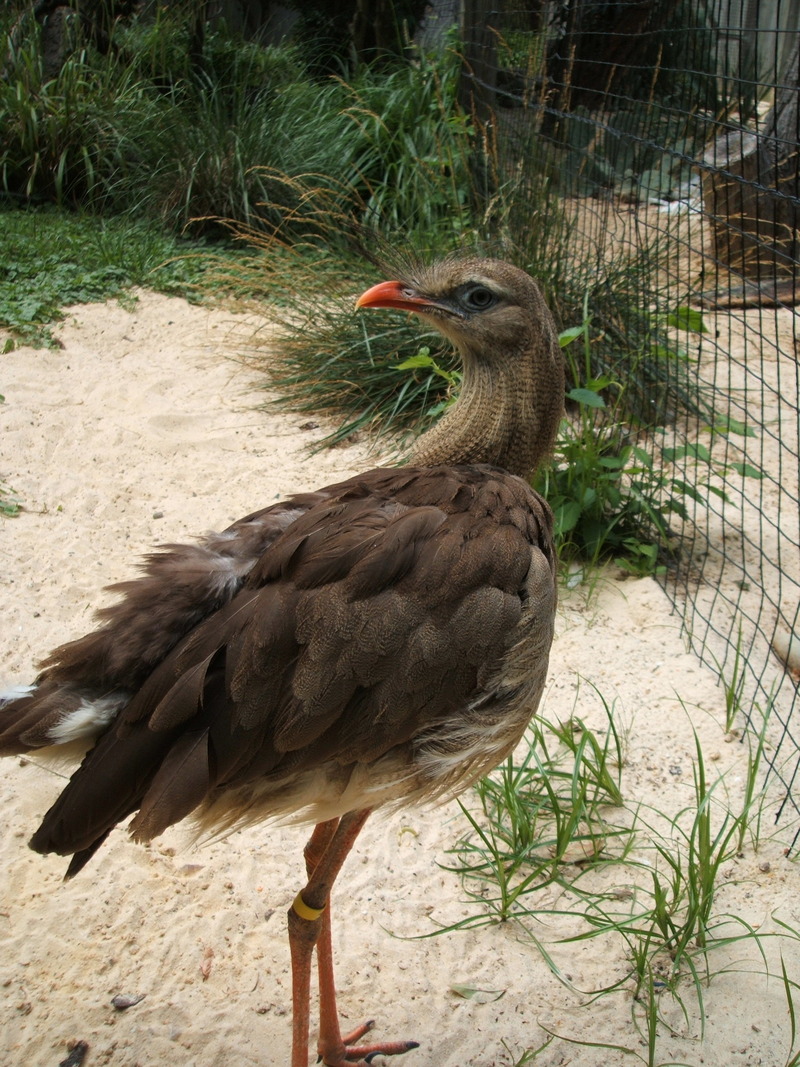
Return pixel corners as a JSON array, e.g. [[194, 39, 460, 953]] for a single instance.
[[29, 720, 177, 859], [64, 830, 114, 880], [26, 638, 223, 868]]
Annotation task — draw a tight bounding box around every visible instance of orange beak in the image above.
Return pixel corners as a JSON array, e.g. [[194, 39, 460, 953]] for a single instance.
[[355, 280, 438, 314]]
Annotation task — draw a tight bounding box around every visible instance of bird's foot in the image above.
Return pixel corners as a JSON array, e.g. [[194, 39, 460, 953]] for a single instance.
[[318, 1019, 419, 1065]]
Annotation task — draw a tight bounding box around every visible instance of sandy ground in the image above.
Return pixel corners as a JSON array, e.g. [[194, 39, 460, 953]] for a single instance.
[[1, 291, 799, 1067]]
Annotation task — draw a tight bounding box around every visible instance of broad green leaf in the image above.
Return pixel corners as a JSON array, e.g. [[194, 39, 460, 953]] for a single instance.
[[585, 374, 616, 392], [567, 387, 606, 408], [663, 443, 711, 464], [554, 499, 581, 533], [558, 325, 586, 347], [666, 306, 709, 333], [671, 479, 706, 504], [630, 445, 654, 467], [396, 354, 436, 370], [665, 498, 690, 521], [650, 342, 690, 363], [731, 462, 765, 479], [712, 416, 756, 438], [688, 442, 711, 463]]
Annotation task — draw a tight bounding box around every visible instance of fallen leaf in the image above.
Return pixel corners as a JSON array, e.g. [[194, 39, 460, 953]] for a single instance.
[[450, 984, 505, 1004]]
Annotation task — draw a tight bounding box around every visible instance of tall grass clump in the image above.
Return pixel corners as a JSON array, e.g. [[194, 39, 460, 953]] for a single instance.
[[335, 48, 476, 247], [0, 18, 160, 208], [1, 8, 474, 239], [142, 40, 476, 242], [115, 18, 359, 234]]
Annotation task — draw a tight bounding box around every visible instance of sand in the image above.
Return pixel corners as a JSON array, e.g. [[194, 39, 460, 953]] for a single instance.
[[1, 291, 798, 1067]]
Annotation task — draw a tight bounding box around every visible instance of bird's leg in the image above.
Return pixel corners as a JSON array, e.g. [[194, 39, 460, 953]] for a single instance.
[[302, 820, 355, 1057], [289, 878, 319, 1067], [312, 860, 377, 1059], [289, 810, 369, 1067], [288, 810, 419, 1067]]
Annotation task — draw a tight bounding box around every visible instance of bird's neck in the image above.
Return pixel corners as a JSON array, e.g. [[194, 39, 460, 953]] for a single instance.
[[410, 339, 564, 479]]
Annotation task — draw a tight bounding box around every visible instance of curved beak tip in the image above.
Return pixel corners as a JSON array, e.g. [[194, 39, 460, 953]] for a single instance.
[[355, 280, 404, 311]]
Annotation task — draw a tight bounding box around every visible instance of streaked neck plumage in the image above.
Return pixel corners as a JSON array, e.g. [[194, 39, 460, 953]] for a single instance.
[[409, 325, 564, 480]]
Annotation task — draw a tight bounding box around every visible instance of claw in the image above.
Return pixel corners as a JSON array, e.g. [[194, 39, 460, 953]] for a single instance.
[[364, 1041, 420, 1063]]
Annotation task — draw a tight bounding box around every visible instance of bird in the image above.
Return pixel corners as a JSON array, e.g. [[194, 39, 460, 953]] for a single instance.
[[0, 255, 564, 1067]]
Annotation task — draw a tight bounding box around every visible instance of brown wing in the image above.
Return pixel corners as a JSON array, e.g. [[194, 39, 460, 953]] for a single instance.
[[21, 465, 554, 874], [0, 493, 332, 753]]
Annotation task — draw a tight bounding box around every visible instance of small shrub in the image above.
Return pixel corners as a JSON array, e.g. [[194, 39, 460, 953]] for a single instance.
[[535, 314, 763, 575]]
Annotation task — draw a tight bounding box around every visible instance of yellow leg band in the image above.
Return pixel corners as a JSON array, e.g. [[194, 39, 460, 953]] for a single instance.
[[292, 892, 325, 921]]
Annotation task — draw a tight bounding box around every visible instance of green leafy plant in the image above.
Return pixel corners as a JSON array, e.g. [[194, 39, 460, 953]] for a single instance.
[[395, 347, 462, 419], [0, 390, 20, 515], [534, 308, 764, 575], [0, 20, 160, 208], [338, 48, 475, 245]]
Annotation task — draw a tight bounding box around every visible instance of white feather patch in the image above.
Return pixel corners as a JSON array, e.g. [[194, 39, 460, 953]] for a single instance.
[[48, 692, 128, 744], [0, 683, 36, 708]]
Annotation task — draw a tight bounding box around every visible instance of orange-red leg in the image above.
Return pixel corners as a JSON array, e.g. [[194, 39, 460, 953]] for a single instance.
[[288, 810, 419, 1066]]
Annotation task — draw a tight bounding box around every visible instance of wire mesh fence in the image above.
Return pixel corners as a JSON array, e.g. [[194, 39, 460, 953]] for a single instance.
[[450, 0, 799, 832]]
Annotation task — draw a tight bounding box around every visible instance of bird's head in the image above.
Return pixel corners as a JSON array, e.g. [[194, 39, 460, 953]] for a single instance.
[[355, 257, 552, 360]]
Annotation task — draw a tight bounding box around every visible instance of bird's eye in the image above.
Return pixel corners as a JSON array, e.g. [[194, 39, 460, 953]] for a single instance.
[[459, 284, 497, 312]]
